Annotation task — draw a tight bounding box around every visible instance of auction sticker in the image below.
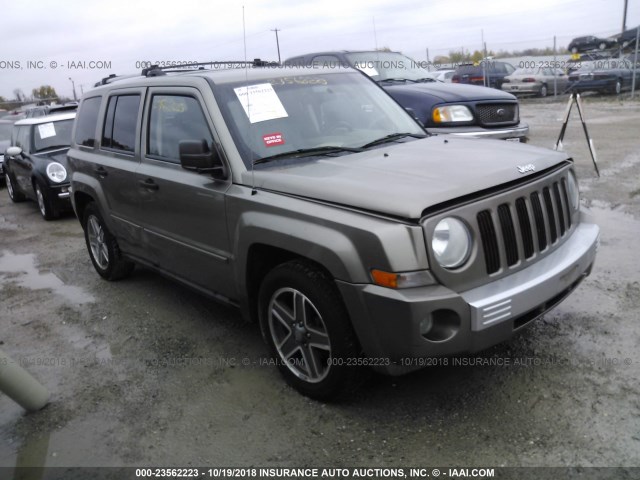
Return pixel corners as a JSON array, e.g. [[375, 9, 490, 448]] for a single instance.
[[263, 132, 285, 147], [38, 123, 56, 139], [234, 83, 288, 123]]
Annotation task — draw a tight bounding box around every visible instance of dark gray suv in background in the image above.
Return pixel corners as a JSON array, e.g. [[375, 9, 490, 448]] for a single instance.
[[67, 62, 599, 399]]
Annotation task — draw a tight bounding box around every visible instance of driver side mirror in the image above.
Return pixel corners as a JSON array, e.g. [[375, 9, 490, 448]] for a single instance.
[[179, 140, 227, 179], [5, 146, 23, 158]]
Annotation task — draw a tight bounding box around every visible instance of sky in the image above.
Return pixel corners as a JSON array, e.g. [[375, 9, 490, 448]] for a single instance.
[[1, 0, 639, 101]]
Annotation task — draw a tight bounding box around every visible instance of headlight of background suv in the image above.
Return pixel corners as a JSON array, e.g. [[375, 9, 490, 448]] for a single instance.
[[432, 105, 473, 123], [431, 217, 472, 269], [566, 170, 580, 210], [46, 162, 67, 183]]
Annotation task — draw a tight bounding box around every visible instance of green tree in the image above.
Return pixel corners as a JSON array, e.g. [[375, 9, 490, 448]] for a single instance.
[[32, 85, 58, 102]]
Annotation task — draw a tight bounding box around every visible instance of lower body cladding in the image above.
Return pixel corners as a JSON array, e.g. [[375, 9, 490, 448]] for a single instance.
[[428, 122, 529, 142], [336, 222, 600, 375]]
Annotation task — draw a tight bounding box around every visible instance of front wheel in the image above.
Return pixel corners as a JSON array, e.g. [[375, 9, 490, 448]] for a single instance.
[[83, 203, 134, 280], [34, 181, 57, 221], [258, 260, 362, 400]]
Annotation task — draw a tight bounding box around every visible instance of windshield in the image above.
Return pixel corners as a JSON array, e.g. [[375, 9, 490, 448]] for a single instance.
[[214, 71, 425, 168], [344, 52, 435, 81], [33, 118, 74, 152]]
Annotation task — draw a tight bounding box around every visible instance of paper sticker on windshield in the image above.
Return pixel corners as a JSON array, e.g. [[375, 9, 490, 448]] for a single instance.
[[38, 122, 56, 139], [263, 132, 285, 147], [234, 83, 288, 124], [353, 64, 378, 77]]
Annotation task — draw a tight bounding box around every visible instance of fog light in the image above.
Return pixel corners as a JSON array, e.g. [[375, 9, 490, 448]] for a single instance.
[[419, 317, 433, 335]]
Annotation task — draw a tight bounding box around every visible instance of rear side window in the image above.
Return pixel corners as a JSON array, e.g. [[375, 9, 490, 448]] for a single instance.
[[74, 96, 101, 147], [102, 95, 140, 153], [147, 95, 213, 163]]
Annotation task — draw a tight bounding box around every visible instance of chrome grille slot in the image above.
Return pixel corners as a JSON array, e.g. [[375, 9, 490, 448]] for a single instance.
[[515, 198, 534, 259], [477, 210, 500, 274], [553, 182, 566, 236], [498, 204, 518, 266], [530, 192, 547, 251], [543, 187, 558, 243]]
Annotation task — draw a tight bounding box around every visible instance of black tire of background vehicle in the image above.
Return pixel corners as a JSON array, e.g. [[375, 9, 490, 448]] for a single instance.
[[6, 173, 25, 202], [82, 202, 134, 281], [599, 42, 606, 50], [538, 84, 548, 98], [34, 180, 58, 221], [611, 79, 622, 95], [258, 260, 364, 400]]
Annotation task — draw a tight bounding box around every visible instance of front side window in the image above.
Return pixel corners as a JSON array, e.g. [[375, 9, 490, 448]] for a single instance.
[[15, 126, 31, 152], [147, 95, 213, 163], [102, 95, 140, 152]]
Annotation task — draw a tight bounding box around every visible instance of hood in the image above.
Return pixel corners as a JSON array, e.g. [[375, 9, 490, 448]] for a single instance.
[[244, 136, 569, 219], [34, 149, 70, 167], [383, 81, 516, 103]]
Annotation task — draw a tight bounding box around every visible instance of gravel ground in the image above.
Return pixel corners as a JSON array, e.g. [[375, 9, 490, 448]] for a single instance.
[[0, 95, 639, 473]]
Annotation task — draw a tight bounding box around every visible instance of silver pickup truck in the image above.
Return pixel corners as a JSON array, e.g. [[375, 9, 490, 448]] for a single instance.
[[67, 63, 599, 399]]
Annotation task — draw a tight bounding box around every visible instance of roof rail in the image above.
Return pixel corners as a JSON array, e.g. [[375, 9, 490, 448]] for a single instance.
[[94, 73, 140, 87], [140, 58, 278, 76]]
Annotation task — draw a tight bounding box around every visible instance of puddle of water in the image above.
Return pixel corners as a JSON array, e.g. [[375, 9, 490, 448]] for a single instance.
[[0, 251, 94, 305]]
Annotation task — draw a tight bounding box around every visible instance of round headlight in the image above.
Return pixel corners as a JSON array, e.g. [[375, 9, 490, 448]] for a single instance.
[[46, 162, 67, 183], [431, 217, 472, 269], [566, 170, 579, 210]]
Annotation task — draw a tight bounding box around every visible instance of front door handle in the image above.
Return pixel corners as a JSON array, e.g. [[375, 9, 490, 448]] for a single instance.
[[138, 178, 159, 191]]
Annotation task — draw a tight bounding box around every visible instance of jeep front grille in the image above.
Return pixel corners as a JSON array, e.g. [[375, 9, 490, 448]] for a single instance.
[[476, 179, 573, 274], [475, 104, 518, 126]]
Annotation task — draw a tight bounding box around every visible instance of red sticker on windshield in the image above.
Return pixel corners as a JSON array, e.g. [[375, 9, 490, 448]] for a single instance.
[[263, 132, 285, 147]]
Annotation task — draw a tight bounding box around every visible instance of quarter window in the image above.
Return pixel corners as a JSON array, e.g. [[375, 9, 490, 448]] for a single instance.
[[102, 95, 140, 152], [147, 95, 213, 163]]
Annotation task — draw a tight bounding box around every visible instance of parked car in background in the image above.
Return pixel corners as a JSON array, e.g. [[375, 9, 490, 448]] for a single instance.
[[568, 57, 640, 95], [432, 69, 455, 82], [24, 103, 78, 119], [285, 51, 528, 141], [502, 67, 570, 97], [4, 112, 75, 219], [617, 26, 640, 49], [451, 61, 516, 90], [568, 36, 617, 54], [0, 119, 15, 181]]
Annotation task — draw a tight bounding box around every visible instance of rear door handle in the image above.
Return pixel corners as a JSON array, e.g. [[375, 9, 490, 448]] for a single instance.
[[138, 178, 159, 191], [95, 166, 108, 178]]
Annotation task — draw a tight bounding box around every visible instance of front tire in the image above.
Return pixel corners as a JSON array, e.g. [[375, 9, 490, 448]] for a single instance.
[[83, 203, 134, 280], [258, 260, 362, 400], [6, 173, 25, 203], [34, 181, 57, 221]]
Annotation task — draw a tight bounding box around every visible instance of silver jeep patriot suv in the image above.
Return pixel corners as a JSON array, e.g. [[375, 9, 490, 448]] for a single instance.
[[68, 62, 599, 399]]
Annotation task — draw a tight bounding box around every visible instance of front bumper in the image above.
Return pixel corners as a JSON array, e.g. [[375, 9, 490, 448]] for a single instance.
[[336, 221, 599, 375], [502, 84, 540, 95], [427, 122, 529, 141]]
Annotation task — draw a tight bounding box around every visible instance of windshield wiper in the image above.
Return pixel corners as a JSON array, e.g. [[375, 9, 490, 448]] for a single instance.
[[377, 78, 417, 83], [35, 145, 69, 153], [360, 133, 427, 149], [253, 146, 364, 165]]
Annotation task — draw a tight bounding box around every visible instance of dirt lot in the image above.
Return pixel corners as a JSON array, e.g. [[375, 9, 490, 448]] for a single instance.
[[1, 95, 639, 473]]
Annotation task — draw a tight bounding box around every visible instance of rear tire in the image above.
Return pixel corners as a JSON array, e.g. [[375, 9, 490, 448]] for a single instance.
[[538, 84, 548, 97], [258, 260, 363, 400], [6, 173, 25, 203], [82, 202, 134, 280]]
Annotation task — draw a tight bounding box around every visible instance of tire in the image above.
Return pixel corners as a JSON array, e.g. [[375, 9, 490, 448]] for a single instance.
[[258, 260, 362, 400], [82, 202, 134, 280], [599, 42, 606, 50], [6, 173, 25, 202], [34, 181, 58, 221], [538, 84, 548, 98], [611, 79, 622, 95]]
